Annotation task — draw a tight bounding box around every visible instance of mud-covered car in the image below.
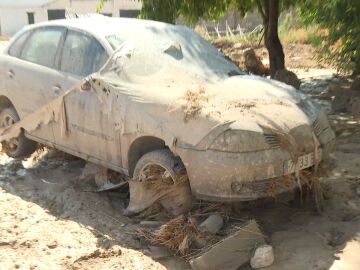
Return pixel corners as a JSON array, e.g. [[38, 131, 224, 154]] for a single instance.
[[0, 17, 335, 214]]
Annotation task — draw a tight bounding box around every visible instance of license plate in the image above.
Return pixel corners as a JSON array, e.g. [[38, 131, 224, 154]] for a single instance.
[[284, 150, 322, 175]]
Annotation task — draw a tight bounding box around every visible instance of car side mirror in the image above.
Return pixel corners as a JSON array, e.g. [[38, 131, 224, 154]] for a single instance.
[[163, 43, 183, 60]]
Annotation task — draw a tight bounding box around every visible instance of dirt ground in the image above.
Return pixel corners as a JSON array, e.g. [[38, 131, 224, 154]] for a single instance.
[[257, 43, 329, 70], [1, 60, 360, 269]]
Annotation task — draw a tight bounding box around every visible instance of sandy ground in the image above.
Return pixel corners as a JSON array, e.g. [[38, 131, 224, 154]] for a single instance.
[[0, 151, 170, 270], [0, 69, 359, 268]]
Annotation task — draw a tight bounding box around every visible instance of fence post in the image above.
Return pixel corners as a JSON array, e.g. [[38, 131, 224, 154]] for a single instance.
[[215, 24, 221, 38], [204, 24, 210, 39], [227, 21, 234, 37]]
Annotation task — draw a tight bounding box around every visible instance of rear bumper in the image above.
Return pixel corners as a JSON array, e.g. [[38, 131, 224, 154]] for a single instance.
[[177, 139, 335, 202]]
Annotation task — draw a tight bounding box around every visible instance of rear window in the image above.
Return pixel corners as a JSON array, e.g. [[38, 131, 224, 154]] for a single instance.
[[8, 31, 31, 57], [20, 27, 63, 68]]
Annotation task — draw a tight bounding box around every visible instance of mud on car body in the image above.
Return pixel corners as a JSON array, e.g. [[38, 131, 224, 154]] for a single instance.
[[0, 16, 335, 214]]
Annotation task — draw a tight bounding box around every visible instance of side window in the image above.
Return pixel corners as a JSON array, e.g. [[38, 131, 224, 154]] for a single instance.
[[20, 28, 63, 68], [8, 31, 31, 57], [60, 31, 108, 77]]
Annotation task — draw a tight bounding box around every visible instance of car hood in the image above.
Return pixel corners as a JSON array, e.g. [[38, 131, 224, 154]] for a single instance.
[[92, 66, 318, 147], [215, 75, 302, 101]]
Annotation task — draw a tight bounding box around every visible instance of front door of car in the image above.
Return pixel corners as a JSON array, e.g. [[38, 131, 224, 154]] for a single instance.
[[51, 30, 122, 168], [4, 26, 68, 145]]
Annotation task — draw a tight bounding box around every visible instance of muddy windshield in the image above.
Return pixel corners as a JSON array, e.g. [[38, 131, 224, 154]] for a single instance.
[[105, 25, 243, 79]]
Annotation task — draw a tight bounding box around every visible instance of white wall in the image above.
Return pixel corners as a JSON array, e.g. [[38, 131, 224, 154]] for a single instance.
[[0, 9, 29, 36], [0, 6, 52, 36], [69, 0, 112, 15], [114, 0, 142, 11], [0, 0, 142, 36], [114, 0, 141, 17], [66, 0, 142, 17]]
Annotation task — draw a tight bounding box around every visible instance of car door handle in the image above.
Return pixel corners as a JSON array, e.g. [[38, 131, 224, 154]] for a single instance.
[[7, 70, 14, 78], [52, 85, 62, 95]]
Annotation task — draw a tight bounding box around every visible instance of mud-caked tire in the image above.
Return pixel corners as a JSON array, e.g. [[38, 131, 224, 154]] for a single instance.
[[127, 149, 192, 216], [0, 107, 37, 158], [133, 149, 186, 183]]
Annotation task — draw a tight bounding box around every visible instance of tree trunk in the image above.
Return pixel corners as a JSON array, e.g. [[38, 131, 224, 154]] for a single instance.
[[258, 0, 285, 78]]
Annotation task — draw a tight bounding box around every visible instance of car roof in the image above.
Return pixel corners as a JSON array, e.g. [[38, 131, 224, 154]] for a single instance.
[[29, 16, 179, 38]]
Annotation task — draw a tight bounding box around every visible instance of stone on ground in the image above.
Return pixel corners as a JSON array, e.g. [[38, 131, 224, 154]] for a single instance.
[[250, 244, 275, 269], [199, 213, 223, 234], [147, 245, 171, 260], [244, 48, 269, 76]]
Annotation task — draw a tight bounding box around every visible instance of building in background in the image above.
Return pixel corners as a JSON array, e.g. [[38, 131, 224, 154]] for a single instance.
[[0, 0, 142, 36]]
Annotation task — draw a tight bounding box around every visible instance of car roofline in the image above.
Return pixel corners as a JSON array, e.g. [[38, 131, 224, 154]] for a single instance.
[[27, 16, 179, 37]]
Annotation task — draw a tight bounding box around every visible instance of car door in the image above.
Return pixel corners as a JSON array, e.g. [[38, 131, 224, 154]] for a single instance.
[[51, 30, 122, 169], [3, 26, 67, 144]]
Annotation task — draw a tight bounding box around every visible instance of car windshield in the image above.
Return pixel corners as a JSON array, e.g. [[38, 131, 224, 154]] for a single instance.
[[105, 24, 243, 80]]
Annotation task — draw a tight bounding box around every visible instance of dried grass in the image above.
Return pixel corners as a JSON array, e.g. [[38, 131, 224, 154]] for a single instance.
[[281, 28, 310, 44], [191, 202, 231, 220], [265, 167, 326, 212], [233, 101, 257, 110], [140, 165, 170, 194], [134, 203, 165, 220], [259, 124, 326, 209], [229, 99, 292, 111], [273, 129, 300, 162], [265, 174, 296, 198], [182, 87, 208, 122], [136, 215, 201, 256]]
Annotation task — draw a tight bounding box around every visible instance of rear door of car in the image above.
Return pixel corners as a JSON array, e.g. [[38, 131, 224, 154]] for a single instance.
[[3, 26, 68, 144], [51, 29, 122, 168]]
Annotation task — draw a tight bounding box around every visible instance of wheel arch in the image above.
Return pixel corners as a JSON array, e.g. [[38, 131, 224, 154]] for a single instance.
[[0, 95, 15, 112], [127, 136, 168, 177]]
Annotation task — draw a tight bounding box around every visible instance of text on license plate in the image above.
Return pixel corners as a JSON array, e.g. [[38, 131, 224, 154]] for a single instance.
[[284, 150, 322, 175]]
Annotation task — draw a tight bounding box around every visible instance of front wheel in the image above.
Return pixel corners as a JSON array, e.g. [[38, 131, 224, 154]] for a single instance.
[[0, 107, 37, 158], [125, 149, 192, 216]]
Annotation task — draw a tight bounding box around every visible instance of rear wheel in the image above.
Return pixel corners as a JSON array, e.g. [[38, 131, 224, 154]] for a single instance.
[[0, 107, 37, 158]]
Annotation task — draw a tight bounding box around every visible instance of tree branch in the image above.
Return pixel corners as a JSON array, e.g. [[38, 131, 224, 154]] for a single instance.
[[263, 0, 270, 22], [256, 0, 266, 22]]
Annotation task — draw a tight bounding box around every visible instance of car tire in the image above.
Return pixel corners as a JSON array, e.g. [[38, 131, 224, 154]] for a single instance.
[[0, 107, 37, 158], [127, 149, 192, 215], [133, 149, 186, 183]]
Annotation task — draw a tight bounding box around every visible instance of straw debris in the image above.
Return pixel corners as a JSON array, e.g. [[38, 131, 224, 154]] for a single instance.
[[233, 101, 257, 110], [182, 87, 208, 122], [273, 129, 300, 162], [265, 174, 296, 198], [136, 215, 201, 256], [265, 168, 326, 212]]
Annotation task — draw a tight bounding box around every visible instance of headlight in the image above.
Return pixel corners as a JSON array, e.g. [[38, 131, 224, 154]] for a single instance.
[[209, 130, 271, 153]]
